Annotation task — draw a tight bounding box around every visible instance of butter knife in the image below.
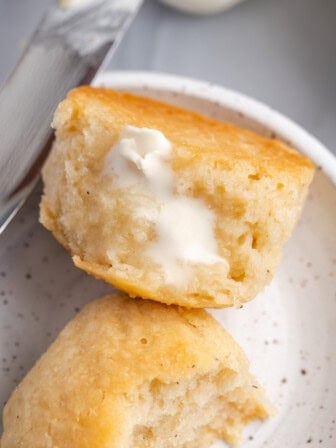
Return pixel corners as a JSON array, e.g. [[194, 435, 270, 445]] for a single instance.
[[0, 0, 143, 234]]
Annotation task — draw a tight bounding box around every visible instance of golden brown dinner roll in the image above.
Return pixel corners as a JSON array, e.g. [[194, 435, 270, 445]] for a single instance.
[[40, 87, 314, 308], [1, 293, 271, 448]]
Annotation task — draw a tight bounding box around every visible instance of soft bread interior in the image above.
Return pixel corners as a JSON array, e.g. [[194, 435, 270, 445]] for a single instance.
[[127, 372, 269, 447]]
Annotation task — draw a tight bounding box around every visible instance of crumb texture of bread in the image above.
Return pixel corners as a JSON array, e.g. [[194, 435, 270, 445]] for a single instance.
[[40, 87, 315, 307], [1, 294, 271, 448]]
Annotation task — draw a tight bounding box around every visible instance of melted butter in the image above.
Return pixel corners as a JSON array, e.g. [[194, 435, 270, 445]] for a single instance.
[[105, 125, 228, 284]]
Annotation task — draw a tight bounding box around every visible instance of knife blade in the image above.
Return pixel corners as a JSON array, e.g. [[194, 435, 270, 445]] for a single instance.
[[0, 0, 143, 234]]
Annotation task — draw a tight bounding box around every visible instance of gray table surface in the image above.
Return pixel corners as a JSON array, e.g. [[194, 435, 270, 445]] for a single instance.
[[0, 0, 335, 155]]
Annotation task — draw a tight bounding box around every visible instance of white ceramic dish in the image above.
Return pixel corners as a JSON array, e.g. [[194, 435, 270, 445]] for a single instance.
[[0, 71, 335, 446], [158, 0, 247, 15]]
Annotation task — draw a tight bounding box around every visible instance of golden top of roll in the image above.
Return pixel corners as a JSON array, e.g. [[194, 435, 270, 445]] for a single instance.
[[1, 293, 271, 447]]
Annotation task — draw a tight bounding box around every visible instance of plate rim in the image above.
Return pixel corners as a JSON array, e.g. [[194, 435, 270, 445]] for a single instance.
[[95, 70, 336, 185]]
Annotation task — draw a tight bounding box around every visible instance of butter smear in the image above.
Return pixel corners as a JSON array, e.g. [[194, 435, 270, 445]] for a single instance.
[[105, 125, 227, 283]]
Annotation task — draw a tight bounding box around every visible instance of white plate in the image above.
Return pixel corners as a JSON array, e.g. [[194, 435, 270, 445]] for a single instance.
[[1, 71, 335, 447]]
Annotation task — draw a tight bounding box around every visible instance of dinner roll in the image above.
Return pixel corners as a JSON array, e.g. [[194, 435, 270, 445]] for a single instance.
[[40, 87, 314, 307], [1, 293, 272, 447]]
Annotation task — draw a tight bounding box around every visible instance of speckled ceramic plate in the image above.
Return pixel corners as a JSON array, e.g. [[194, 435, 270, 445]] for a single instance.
[[1, 71, 335, 447]]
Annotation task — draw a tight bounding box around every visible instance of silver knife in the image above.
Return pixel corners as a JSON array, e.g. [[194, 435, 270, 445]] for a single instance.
[[0, 0, 143, 234]]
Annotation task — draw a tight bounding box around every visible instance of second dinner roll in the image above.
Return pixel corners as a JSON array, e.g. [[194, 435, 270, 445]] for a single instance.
[[40, 87, 314, 307], [1, 293, 271, 447]]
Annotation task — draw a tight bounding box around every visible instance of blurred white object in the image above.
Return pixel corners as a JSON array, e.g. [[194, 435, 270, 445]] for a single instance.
[[59, 0, 94, 7], [59, 0, 132, 8], [158, 0, 246, 15]]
